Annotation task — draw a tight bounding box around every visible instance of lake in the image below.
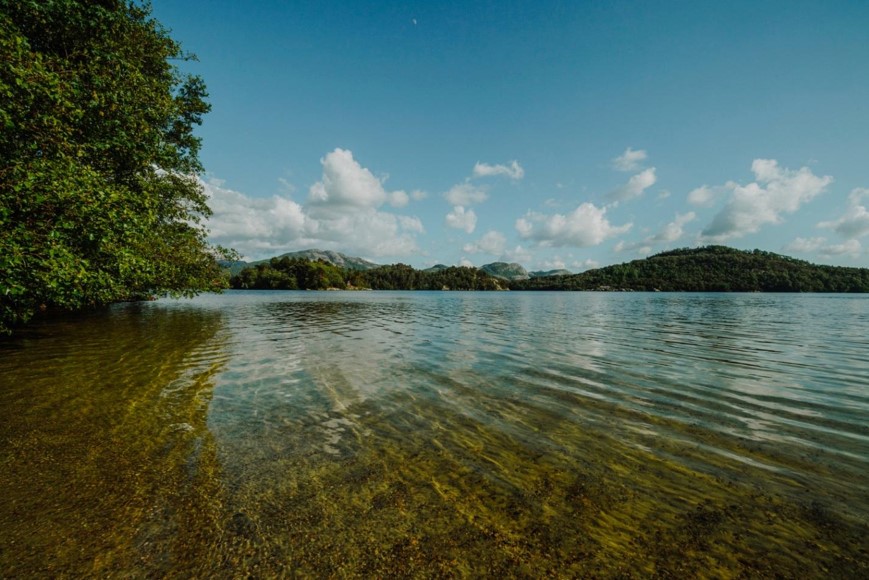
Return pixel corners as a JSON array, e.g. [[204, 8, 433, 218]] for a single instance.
[[1, 291, 867, 577]]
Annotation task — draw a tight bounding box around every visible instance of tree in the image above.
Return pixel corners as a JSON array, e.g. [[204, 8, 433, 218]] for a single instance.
[[0, 0, 233, 333]]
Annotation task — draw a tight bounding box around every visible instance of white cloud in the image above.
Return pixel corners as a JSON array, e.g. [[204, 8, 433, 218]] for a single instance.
[[472, 160, 525, 180], [785, 236, 861, 258], [614, 240, 651, 255], [849, 188, 869, 205], [820, 239, 862, 257], [411, 189, 428, 201], [652, 211, 696, 243], [687, 184, 730, 207], [205, 180, 312, 253], [308, 148, 391, 211], [444, 182, 489, 206], [398, 215, 425, 234], [539, 258, 566, 270], [203, 148, 424, 259], [785, 237, 827, 254], [504, 245, 532, 263], [459, 257, 475, 268], [608, 167, 657, 203], [613, 212, 696, 255], [516, 203, 632, 248], [612, 147, 647, 172], [445, 205, 477, 233], [818, 188, 869, 240], [571, 258, 599, 271], [701, 159, 833, 242], [463, 230, 507, 255], [389, 190, 410, 207]]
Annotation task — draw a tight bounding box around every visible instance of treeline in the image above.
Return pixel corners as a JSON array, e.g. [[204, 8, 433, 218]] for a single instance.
[[230, 247, 869, 294], [511, 246, 869, 292], [230, 258, 505, 291]]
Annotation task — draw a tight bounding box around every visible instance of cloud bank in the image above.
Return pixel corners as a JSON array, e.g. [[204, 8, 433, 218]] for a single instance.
[[701, 159, 833, 242], [515, 203, 632, 248], [204, 148, 423, 259]]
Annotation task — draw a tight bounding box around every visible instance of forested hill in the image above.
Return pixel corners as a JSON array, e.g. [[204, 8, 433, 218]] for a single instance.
[[230, 247, 869, 293], [230, 257, 506, 291], [510, 246, 869, 292]]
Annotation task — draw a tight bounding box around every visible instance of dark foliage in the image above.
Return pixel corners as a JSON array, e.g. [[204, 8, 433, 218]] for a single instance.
[[230, 259, 505, 291], [510, 246, 869, 292], [1, 1, 234, 333]]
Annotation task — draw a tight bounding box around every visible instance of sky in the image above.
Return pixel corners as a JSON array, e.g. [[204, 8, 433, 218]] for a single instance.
[[151, 0, 869, 271]]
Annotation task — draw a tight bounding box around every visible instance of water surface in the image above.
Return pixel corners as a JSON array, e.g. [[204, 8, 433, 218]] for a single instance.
[[1, 291, 867, 576]]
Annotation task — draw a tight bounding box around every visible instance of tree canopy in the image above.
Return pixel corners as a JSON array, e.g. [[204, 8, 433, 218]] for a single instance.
[[230, 257, 507, 291], [511, 246, 869, 292], [1, 0, 233, 333], [229, 247, 869, 294]]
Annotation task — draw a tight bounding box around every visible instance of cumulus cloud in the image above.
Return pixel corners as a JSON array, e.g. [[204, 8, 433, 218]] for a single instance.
[[515, 203, 632, 248], [205, 180, 313, 254], [203, 148, 424, 259], [463, 230, 507, 255], [539, 257, 566, 270], [785, 237, 827, 254], [445, 205, 477, 233], [503, 245, 532, 263], [389, 190, 410, 207], [652, 211, 697, 243], [687, 184, 732, 207], [572, 258, 599, 271], [786, 236, 862, 258], [444, 182, 489, 206], [614, 212, 696, 255], [608, 168, 657, 203], [612, 147, 648, 172], [472, 160, 525, 180], [700, 159, 833, 242], [820, 239, 862, 257], [818, 188, 869, 240], [304, 148, 414, 215]]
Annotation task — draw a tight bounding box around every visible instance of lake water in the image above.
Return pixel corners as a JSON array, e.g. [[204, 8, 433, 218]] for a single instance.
[[1, 291, 867, 577]]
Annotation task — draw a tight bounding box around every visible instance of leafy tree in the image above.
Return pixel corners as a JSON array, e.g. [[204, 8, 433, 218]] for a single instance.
[[0, 0, 234, 333]]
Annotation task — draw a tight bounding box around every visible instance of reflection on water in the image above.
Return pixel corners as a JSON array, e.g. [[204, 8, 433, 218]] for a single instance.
[[1, 291, 867, 576]]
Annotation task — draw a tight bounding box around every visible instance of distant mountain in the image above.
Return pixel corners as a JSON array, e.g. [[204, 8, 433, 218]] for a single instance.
[[270, 249, 380, 271], [221, 249, 380, 276], [511, 246, 869, 292], [480, 262, 530, 281], [423, 264, 449, 273], [530, 269, 572, 278]]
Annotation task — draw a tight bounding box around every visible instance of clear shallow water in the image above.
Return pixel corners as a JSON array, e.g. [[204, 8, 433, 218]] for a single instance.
[[1, 290, 867, 577]]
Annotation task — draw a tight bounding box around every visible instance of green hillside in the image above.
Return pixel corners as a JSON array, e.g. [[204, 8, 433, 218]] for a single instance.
[[510, 246, 869, 292]]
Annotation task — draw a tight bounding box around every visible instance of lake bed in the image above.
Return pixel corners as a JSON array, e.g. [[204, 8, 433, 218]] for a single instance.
[[1, 291, 867, 576]]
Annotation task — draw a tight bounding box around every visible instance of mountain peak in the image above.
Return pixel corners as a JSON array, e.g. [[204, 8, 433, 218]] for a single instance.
[[480, 262, 530, 281]]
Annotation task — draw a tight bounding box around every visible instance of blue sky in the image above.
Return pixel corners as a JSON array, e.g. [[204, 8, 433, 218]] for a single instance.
[[151, 0, 869, 270]]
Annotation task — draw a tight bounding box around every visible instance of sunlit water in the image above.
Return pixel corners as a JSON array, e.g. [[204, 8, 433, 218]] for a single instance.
[[1, 291, 867, 577]]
